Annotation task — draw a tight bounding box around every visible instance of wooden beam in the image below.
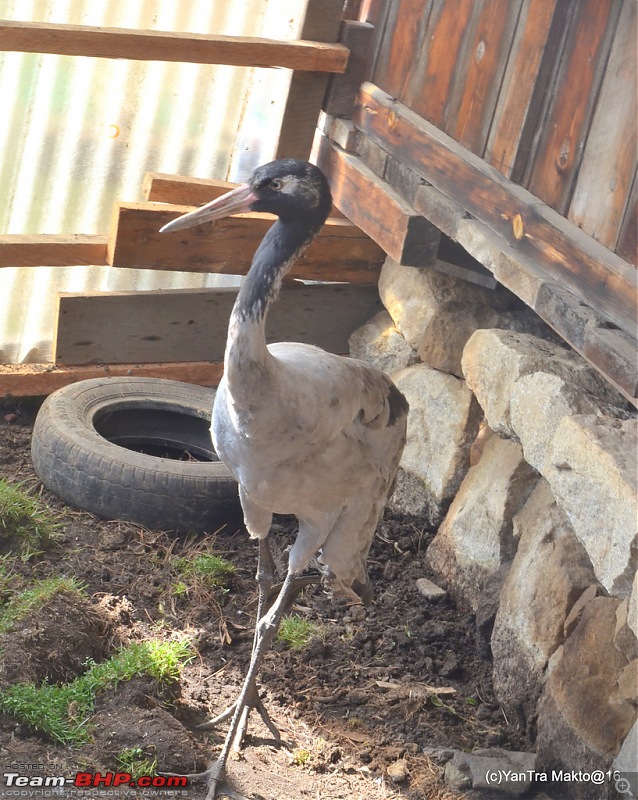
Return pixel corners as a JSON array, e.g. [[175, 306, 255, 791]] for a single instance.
[[315, 135, 440, 266], [54, 285, 382, 365], [353, 82, 637, 336], [108, 201, 383, 282], [276, 0, 345, 160], [0, 20, 349, 73], [415, 181, 637, 405], [0, 235, 108, 267], [323, 21, 374, 118], [0, 361, 224, 399]]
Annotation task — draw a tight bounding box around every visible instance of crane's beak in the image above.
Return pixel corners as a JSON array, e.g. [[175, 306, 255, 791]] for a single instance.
[[159, 182, 258, 233]]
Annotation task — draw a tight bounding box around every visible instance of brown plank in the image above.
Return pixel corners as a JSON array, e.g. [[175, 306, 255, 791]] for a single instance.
[[0, 362, 224, 399], [404, 0, 474, 126], [484, 0, 558, 177], [317, 112, 358, 153], [525, 0, 622, 214], [0, 20, 348, 72], [108, 201, 383, 282], [0, 235, 108, 267], [276, 0, 344, 161], [323, 21, 374, 118], [616, 167, 637, 267], [54, 284, 382, 365], [373, 0, 435, 103], [353, 83, 637, 335], [568, 1, 637, 250], [316, 136, 440, 266], [447, 0, 524, 155]]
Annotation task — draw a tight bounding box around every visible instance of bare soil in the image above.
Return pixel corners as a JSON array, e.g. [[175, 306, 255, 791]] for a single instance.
[[0, 398, 529, 800]]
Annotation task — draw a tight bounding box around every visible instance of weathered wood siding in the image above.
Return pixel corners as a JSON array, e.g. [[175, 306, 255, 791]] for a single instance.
[[371, 0, 636, 266]]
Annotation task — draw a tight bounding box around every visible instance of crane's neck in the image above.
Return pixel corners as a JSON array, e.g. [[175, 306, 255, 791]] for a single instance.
[[224, 216, 320, 389]]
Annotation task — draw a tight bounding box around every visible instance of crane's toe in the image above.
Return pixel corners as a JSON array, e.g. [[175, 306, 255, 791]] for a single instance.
[[198, 681, 281, 749]]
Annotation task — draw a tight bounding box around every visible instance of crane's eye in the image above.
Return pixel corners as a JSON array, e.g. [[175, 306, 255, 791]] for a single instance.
[[270, 178, 284, 190]]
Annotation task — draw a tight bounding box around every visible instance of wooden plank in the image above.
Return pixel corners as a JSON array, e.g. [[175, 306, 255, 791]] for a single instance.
[[0, 235, 108, 267], [317, 112, 358, 153], [108, 201, 383, 282], [616, 167, 637, 267], [373, 0, 436, 103], [316, 136, 440, 266], [323, 21, 374, 118], [143, 172, 345, 218], [525, 0, 622, 214], [414, 183, 637, 404], [276, 0, 344, 161], [404, 0, 473, 126], [0, 362, 224, 399], [54, 285, 382, 366], [353, 83, 637, 335], [446, 0, 524, 155], [444, 0, 522, 155], [485, 0, 559, 177], [0, 19, 348, 72], [568, 1, 637, 250]]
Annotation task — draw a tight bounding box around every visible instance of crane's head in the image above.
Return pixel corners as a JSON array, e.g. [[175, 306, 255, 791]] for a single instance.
[[159, 159, 332, 234]]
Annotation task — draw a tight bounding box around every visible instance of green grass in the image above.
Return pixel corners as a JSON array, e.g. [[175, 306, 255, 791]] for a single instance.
[[115, 746, 158, 780], [0, 479, 61, 560], [0, 575, 85, 635], [0, 638, 195, 745], [173, 552, 235, 592], [276, 614, 320, 650]]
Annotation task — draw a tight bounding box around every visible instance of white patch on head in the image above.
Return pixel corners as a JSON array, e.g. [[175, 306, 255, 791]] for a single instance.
[[279, 175, 320, 207]]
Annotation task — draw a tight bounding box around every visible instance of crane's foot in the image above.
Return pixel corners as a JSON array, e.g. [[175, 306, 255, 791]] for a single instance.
[[161, 762, 248, 800], [198, 681, 280, 750]]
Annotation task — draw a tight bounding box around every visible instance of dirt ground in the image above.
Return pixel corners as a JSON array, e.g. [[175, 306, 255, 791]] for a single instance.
[[0, 398, 530, 800]]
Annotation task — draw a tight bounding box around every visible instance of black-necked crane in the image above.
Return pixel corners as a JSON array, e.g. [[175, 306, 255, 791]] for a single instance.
[[160, 159, 408, 799]]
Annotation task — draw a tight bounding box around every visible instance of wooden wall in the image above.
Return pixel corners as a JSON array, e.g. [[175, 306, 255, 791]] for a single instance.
[[369, 0, 636, 266]]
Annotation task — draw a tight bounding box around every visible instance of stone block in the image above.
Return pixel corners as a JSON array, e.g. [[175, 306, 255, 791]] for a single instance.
[[547, 414, 637, 598], [426, 435, 539, 612], [536, 597, 637, 800], [491, 480, 599, 733], [462, 329, 624, 436], [388, 364, 482, 522], [348, 310, 417, 375]]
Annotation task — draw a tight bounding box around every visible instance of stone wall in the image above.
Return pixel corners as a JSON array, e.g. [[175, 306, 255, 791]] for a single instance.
[[352, 258, 637, 799]]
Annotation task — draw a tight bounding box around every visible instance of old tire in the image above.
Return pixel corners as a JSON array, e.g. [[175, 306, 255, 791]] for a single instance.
[[31, 377, 240, 533]]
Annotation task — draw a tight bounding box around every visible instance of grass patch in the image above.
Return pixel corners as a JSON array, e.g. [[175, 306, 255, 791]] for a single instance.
[[276, 614, 320, 650], [0, 638, 194, 745], [0, 479, 61, 560], [115, 746, 158, 780], [0, 575, 85, 635], [173, 552, 235, 592]]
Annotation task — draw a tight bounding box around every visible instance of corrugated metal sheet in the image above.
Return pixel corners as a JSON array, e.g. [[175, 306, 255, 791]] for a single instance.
[[0, 0, 306, 363]]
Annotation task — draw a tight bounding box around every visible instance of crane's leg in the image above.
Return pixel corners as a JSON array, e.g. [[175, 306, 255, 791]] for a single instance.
[[198, 537, 280, 742], [203, 570, 301, 800]]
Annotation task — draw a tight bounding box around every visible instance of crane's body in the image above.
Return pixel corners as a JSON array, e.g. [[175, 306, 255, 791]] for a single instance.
[[160, 159, 408, 799]]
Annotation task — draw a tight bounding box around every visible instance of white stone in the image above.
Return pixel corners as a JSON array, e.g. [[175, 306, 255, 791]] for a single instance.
[[462, 329, 623, 436], [388, 364, 482, 522], [547, 414, 637, 598], [415, 577, 446, 600], [426, 434, 539, 611], [348, 310, 417, 375], [491, 480, 598, 728], [510, 372, 602, 473], [379, 257, 505, 376]]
